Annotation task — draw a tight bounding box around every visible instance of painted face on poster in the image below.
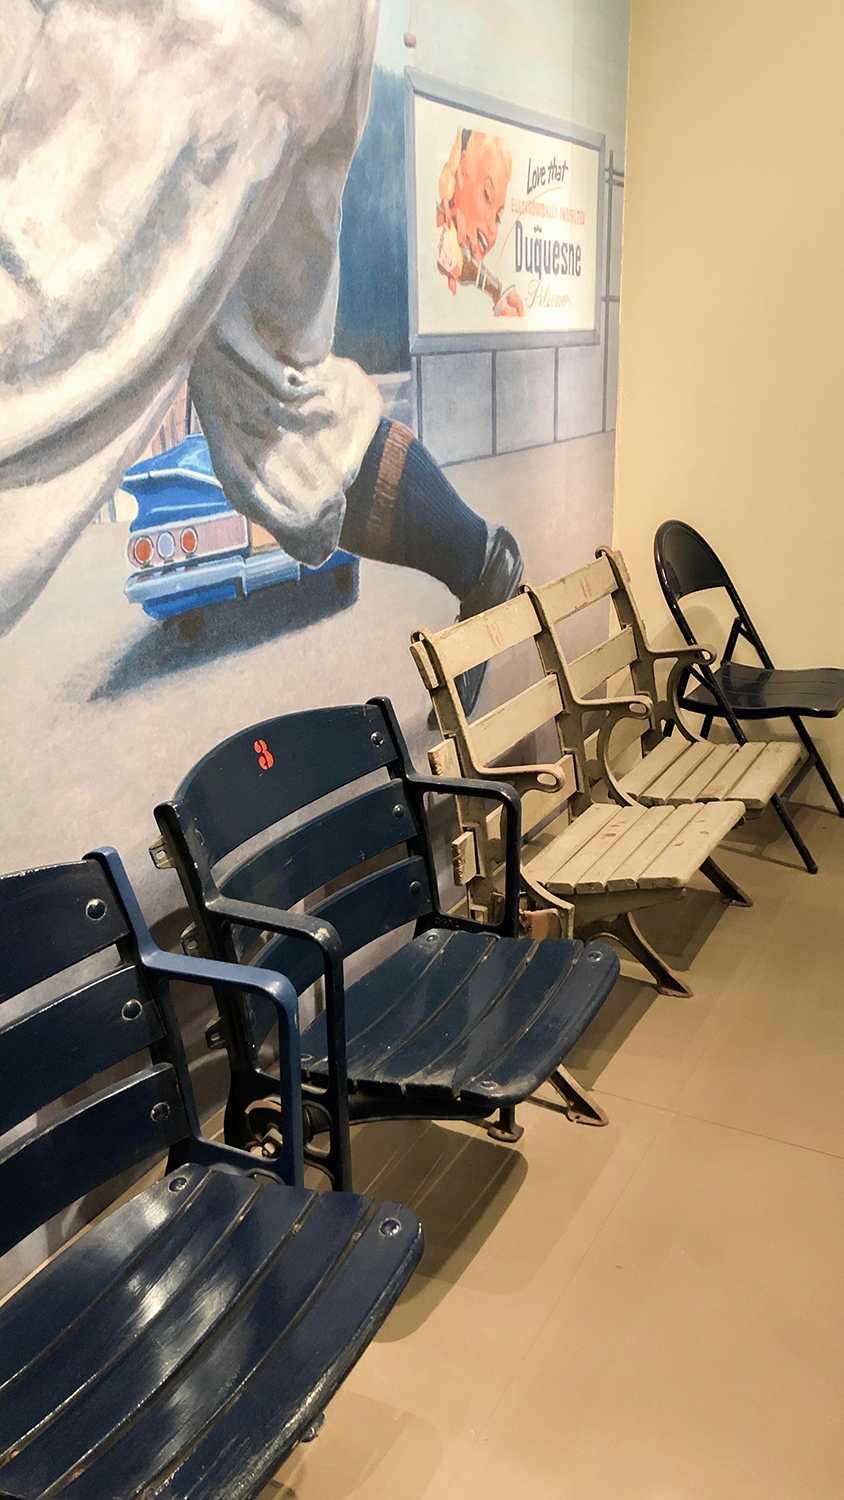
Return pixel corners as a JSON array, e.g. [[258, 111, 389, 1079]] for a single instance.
[[415, 94, 600, 338]]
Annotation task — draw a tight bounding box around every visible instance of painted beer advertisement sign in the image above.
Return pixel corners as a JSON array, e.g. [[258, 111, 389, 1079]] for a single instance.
[[408, 73, 604, 351]]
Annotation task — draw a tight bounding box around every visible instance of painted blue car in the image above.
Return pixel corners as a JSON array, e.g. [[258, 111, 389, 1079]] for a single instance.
[[121, 435, 357, 638]]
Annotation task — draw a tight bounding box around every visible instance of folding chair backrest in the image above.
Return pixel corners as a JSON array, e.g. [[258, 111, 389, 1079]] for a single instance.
[[655, 518, 731, 608], [412, 593, 580, 844], [655, 519, 773, 676], [0, 857, 192, 1259], [158, 702, 436, 993]]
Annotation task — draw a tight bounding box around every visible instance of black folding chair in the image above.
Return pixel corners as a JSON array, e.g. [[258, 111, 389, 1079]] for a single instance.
[[0, 848, 422, 1500], [655, 519, 844, 873], [153, 698, 620, 1192]]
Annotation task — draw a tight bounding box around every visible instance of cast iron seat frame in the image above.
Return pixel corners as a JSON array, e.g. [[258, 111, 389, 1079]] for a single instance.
[[153, 698, 621, 1191], [655, 518, 844, 873], [0, 849, 422, 1500]]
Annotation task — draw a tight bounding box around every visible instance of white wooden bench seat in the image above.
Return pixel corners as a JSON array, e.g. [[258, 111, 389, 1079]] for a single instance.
[[521, 799, 744, 897], [616, 735, 803, 811]]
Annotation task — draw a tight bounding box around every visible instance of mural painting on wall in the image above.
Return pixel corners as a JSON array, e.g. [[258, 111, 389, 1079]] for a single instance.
[[0, 0, 629, 895]]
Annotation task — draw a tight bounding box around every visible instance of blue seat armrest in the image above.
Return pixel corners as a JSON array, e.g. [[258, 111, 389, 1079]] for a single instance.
[[85, 847, 306, 1185], [205, 895, 352, 1191], [405, 772, 522, 938]]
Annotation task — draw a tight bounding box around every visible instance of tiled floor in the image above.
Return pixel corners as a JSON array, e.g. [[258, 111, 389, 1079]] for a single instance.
[[264, 803, 844, 1500]]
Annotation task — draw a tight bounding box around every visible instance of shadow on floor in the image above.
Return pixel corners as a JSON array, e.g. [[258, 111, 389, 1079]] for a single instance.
[[719, 799, 833, 872], [347, 1119, 527, 1332], [560, 881, 751, 1092], [267, 1393, 442, 1500], [553, 974, 659, 1094], [90, 566, 359, 701], [635, 883, 736, 970]]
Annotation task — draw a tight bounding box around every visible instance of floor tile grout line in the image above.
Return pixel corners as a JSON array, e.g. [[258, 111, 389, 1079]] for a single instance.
[[592, 1086, 844, 1164]]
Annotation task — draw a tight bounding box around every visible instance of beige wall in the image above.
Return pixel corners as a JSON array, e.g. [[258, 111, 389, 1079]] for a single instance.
[[614, 0, 844, 799]]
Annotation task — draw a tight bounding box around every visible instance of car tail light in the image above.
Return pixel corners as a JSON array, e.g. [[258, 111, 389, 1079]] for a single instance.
[[156, 530, 176, 560], [132, 535, 154, 567], [181, 526, 198, 555]]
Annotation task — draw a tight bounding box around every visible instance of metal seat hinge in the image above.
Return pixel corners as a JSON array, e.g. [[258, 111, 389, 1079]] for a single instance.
[[205, 1015, 228, 1051], [181, 923, 202, 957], [149, 835, 175, 871]]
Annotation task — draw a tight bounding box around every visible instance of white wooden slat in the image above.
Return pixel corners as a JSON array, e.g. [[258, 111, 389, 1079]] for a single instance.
[[547, 805, 650, 894], [409, 636, 439, 691], [470, 674, 562, 766], [662, 742, 738, 803], [536, 555, 616, 623], [609, 803, 704, 888], [451, 830, 478, 884], [617, 732, 691, 797], [637, 801, 744, 889], [428, 738, 462, 778], [576, 805, 673, 893], [568, 626, 638, 700], [638, 740, 722, 805], [704, 741, 803, 810], [695, 741, 767, 801], [427, 593, 538, 680], [521, 803, 618, 889]]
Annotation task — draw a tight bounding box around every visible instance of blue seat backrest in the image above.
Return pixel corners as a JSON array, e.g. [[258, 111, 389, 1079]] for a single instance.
[[656, 519, 731, 601], [167, 702, 435, 989], [0, 860, 190, 1259]]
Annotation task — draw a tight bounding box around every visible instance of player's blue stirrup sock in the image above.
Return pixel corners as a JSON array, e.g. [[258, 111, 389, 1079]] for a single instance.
[[341, 418, 488, 599]]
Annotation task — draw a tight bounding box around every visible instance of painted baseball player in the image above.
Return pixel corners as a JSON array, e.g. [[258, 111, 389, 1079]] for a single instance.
[[0, 0, 521, 708]]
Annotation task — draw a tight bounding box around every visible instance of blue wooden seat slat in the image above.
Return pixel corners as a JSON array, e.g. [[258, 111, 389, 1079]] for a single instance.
[[458, 943, 615, 1104], [253, 854, 432, 996], [225, 778, 418, 917], [103, 1197, 422, 1500], [300, 931, 495, 1079], [0, 1174, 214, 1392], [366, 934, 532, 1085], [0, 1066, 187, 1255], [0, 852, 423, 1499], [157, 698, 620, 1185], [0, 967, 161, 1137], [417, 940, 583, 1093], [302, 936, 612, 1103], [1, 1181, 368, 1495], [0, 1169, 294, 1443]]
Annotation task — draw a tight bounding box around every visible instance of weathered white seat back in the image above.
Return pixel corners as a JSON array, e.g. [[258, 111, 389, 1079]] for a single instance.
[[411, 593, 579, 924]]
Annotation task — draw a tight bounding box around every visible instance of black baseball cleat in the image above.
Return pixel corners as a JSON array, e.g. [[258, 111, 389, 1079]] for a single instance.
[[455, 524, 524, 714]]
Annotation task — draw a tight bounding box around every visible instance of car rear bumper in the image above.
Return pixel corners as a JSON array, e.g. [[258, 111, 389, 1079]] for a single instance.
[[125, 548, 355, 622]]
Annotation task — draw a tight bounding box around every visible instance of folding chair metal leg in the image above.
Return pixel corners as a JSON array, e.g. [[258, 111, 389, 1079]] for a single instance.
[[486, 1105, 524, 1143], [791, 715, 844, 818], [770, 792, 818, 874], [580, 911, 693, 998], [699, 857, 753, 907], [547, 1065, 608, 1126]]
